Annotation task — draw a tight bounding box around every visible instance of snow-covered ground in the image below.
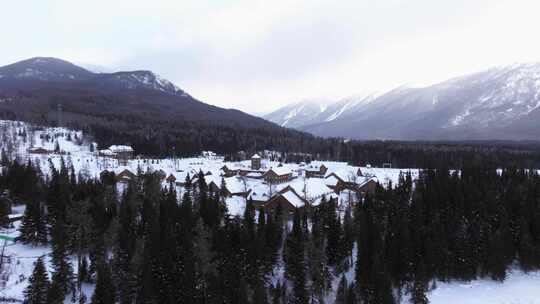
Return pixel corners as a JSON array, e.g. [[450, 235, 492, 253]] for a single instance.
[[425, 270, 540, 304], [0, 216, 95, 302]]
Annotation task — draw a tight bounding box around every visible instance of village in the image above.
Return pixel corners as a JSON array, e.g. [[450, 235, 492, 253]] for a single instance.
[[1, 120, 418, 217]]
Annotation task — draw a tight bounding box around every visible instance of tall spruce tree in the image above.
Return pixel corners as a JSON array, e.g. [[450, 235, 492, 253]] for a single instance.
[[91, 263, 116, 304], [18, 200, 47, 245], [24, 257, 50, 304], [284, 208, 308, 304], [335, 275, 348, 304], [49, 218, 74, 300]]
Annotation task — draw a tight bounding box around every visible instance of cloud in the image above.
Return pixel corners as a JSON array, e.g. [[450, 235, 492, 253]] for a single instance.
[[1, 0, 539, 113]]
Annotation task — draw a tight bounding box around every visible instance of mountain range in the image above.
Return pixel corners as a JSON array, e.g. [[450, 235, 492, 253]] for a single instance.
[[0, 57, 312, 156], [264, 64, 540, 140]]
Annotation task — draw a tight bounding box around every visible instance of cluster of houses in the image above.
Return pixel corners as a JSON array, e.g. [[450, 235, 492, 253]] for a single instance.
[[12, 122, 394, 217], [99, 153, 378, 215], [24, 131, 380, 215]]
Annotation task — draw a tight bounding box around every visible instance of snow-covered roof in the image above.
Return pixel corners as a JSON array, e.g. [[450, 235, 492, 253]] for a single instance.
[[280, 189, 306, 208], [109, 145, 134, 153], [267, 166, 292, 176], [225, 177, 247, 194], [325, 175, 339, 187], [326, 167, 361, 183], [251, 154, 261, 159], [246, 172, 263, 178], [358, 176, 377, 187], [305, 162, 326, 171], [225, 196, 246, 217], [284, 178, 334, 202], [207, 176, 247, 194], [99, 149, 115, 156]]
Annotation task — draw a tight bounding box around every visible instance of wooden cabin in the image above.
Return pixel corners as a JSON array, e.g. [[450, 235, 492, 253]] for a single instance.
[[263, 167, 292, 184], [305, 163, 328, 178], [263, 186, 308, 214], [115, 169, 137, 183]]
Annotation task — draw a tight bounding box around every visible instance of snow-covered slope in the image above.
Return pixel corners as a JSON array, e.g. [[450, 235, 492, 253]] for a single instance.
[[267, 63, 540, 140], [0, 57, 93, 82], [262, 98, 334, 128], [92, 70, 189, 96], [0, 57, 188, 97], [263, 94, 377, 128]]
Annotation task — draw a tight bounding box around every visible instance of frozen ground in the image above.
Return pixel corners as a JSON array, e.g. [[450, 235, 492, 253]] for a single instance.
[[425, 270, 540, 304]]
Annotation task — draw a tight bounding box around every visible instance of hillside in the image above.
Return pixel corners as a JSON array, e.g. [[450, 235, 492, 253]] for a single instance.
[[265, 64, 540, 140], [0, 57, 318, 156]]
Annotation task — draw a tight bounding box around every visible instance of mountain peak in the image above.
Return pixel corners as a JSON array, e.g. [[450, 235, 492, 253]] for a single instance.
[[97, 70, 188, 96], [0, 56, 92, 82], [0, 57, 189, 97]]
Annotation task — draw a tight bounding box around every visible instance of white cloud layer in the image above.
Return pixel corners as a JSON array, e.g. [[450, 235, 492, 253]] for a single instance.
[[1, 0, 540, 113]]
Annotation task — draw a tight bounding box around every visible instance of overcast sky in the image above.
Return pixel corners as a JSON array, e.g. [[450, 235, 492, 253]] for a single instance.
[[2, 0, 540, 114]]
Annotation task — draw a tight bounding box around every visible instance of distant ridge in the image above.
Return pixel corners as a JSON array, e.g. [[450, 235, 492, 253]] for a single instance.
[[265, 63, 540, 141]]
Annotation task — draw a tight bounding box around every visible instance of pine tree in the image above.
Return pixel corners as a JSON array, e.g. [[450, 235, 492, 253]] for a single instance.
[[253, 279, 269, 304], [325, 199, 343, 266], [175, 176, 197, 302], [335, 275, 348, 304], [345, 283, 357, 304], [47, 280, 64, 304], [307, 210, 332, 300], [283, 208, 308, 304], [410, 262, 429, 304], [0, 195, 10, 228], [194, 218, 216, 302], [342, 205, 355, 263], [24, 257, 50, 304], [113, 182, 138, 304], [518, 216, 536, 271], [91, 263, 116, 304], [50, 219, 74, 300], [18, 200, 47, 245], [271, 281, 284, 304]]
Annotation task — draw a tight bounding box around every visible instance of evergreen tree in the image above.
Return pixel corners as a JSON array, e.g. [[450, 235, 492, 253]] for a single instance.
[[325, 199, 343, 266], [18, 200, 47, 245], [112, 183, 139, 304], [23, 257, 50, 304], [175, 175, 197, 302], [194, 218, 217, 302], [284, 208, 308, 304], [307, 209, 332, 301], [50, 219, 74, 300], [410, 262, 429, 304], [342, 204, 355, 264], [91, 263, 116, 304], [0, 195, 10, 228], [335, 275, 348, 304], [252, 279, 269, 304]]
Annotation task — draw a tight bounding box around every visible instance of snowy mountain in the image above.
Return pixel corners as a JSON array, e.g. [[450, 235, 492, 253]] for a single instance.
[[0, 57, 312, 156], [0, 57, 93, 82], [263, 98, 333, 128], [0, 56, 285, 129], [91, 70, 189, 96], [0, 57, 188, 97], [266, 63, 540, 140], [263, 94, 377, 128]]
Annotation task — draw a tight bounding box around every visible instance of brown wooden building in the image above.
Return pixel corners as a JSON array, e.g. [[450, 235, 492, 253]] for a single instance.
[[263, 186, 308, 214], [305, 163, 328, 178], [263, 167, 293, 184]]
